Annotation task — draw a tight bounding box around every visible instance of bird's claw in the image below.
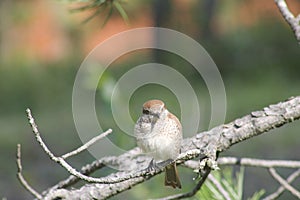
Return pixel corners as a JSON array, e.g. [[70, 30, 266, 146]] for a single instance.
[[146, 159, 161, 174]]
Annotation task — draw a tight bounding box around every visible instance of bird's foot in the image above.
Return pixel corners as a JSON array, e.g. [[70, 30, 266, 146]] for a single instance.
[[157, 159, 173, 168], [145, 159, 175, 175], [146, 159, 161, 174]]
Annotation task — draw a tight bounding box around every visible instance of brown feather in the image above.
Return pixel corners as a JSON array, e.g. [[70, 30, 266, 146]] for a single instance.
[[164, 163, 181, 189]]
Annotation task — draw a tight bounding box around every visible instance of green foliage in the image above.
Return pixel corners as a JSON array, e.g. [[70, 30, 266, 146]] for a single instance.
[[113, 1, 129, 24], [248, 190, 266, 200], [196, 167, 265, 200], [67, 0, 128, 25]]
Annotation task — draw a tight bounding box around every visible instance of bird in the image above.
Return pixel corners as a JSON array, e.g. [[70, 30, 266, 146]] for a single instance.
[[134, 99, 182, 189]]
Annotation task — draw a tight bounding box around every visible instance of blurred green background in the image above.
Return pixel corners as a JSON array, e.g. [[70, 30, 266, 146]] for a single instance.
[[1, 0, 300, 199]]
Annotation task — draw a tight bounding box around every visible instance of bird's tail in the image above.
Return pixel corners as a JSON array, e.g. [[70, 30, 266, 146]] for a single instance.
[[165, 163, 181, 189]]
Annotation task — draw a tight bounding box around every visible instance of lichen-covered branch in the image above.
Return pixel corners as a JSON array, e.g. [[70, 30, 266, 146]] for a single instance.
[[22, 96, 300, 199]]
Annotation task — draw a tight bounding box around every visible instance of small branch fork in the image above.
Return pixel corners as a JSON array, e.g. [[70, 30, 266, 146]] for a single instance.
[[16, 109, 113, 198], [268, 168, 300, 199], [62, 128, 112, 159], [263, 169, 300, 200], [275, 0, 300, 44], [25, 108, 117, 183], [17, 96, 300, 199]]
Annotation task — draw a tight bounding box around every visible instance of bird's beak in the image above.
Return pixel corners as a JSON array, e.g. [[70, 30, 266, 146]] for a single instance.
[[152, 115, 159, 124]]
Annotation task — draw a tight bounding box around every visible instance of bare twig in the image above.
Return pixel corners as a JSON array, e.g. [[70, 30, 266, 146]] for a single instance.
[[26, 108, 134, 184], [42, 155, 116, 193], [16, 144, 42, 200], [218, 157, 300, 168], [184, 157, 300, 169], [268, 168, 300, 199], [62, 129, 112, 159], [208, 174, 231, 200], [263, 169, 300, 200], [275, 0, 300, 44]]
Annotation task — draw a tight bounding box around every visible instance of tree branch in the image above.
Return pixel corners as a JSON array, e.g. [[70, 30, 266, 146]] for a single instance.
[[262, 169, 300, 200], [26, 108, 119, 184], [184, 157, 300, 200], [275, 0, 300, 44], [16, 144, 42, 200], [62, 129, 112, 159], [184, 157, 300, 169], [21, 96, 300, 199], [268, 168, 300, 199]]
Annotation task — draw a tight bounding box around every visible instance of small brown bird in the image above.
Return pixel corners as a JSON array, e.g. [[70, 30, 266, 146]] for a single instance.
[[134, 99, 182, 189]]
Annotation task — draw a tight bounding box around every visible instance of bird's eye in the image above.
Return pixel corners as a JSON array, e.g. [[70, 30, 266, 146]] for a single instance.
[[143, 109, 150, 114]]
